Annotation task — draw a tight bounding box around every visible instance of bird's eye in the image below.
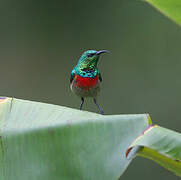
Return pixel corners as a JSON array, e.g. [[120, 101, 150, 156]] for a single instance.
[[87, 53, 95, 57]]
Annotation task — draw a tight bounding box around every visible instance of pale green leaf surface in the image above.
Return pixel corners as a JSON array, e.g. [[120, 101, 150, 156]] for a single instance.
[[146, 0, 181, 25], [0, 97, 149, 180], [127, 125, 181, 177]]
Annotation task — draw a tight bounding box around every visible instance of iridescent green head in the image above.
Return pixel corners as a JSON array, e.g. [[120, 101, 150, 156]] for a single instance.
[[77, 50, 108, 69]]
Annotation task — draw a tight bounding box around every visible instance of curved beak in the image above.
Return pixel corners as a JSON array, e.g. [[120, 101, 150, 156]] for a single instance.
[[96, 50, 109, 55]]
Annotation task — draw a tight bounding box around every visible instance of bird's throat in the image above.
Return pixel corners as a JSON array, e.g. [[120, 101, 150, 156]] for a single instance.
[[78, 58, 98, 70]]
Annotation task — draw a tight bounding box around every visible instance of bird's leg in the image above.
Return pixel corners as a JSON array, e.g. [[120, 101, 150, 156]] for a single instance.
[[80, 97, 84, 110], [93, 98, 104, 115]]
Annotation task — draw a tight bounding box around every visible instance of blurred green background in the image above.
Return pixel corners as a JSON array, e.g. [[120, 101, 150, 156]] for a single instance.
[[0, 0, 181, 179]]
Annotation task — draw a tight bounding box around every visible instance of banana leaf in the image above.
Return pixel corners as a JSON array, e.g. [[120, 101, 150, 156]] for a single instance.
[[1, 97, 181, 179], [0, 97, 150, 180], [126, 125, 181, 177], [146, 0, 181, 25]]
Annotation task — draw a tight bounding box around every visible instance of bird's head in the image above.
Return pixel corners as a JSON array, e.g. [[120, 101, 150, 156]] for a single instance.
[[77, 50, 108, 69]]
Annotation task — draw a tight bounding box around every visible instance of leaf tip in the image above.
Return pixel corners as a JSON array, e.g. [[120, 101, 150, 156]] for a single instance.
[[146, 114, 152, 125], [126, 147, 132, 158], [126, 146, 143, 160]]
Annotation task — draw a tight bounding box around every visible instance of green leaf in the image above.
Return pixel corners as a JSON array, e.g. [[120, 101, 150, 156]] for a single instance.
[[127, 125, 181, 177], [146, 0, 181, 26], [0, 97, 150, 180]]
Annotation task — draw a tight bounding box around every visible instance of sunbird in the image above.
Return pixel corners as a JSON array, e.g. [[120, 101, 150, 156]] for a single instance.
[[70, 50, 108, 115]]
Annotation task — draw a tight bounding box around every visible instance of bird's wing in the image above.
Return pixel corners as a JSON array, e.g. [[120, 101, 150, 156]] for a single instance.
[[98, 72, 102, 82], [70, 70, 76, 83]]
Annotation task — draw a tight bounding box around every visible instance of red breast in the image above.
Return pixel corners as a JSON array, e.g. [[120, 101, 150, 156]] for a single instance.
[[74, 75, 99, 90]]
